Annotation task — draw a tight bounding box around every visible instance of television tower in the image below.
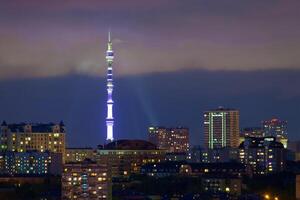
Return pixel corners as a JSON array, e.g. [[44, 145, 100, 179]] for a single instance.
[[105, 31, 114, 141]]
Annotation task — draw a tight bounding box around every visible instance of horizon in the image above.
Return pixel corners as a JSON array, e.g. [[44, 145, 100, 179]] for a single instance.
[[0, 68, 299, 146]]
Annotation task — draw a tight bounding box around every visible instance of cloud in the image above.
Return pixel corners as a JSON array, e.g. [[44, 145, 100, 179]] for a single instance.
[[0, 0, 300, 79]]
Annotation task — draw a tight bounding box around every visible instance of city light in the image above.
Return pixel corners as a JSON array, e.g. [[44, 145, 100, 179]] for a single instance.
[[264, 194, 270, 199], [0, 2, 298, 199]]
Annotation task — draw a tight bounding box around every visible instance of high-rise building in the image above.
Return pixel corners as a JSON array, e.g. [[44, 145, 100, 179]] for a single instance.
[[0, 121, 66, 162], [62, 159, 111, 200], [262, 118, 288, 148], [65, 147, 96, 163], [204, 107, 240, 149], [97, 140, 165, 177], [239, 137, 286, 174], [148, 127, 189, 153], [105, 32, 114, 142]]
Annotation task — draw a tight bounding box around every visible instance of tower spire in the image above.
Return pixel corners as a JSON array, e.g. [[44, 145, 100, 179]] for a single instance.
[[108, 30, 111, 42], [107, 30, 112, 51]]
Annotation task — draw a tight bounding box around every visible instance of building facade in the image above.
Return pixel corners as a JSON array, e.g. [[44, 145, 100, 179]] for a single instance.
[[65, 148, 95, 163], [239, 127, 264, 144], [62, 159, 111, 200], [201, 147, 239, 163], [239, 137, 286, 174], [140, 161, 185, 177], [0, 121, 66, 162], [148, 127, 189, 153], [188, 145, 202, 163], [204, 108, 240, 149], [180, 162, 246, 177], [262, 118, 288, 148], [97, 140, 165, 177], [201, 176, 242, 197], [0, 151, 62, 176]]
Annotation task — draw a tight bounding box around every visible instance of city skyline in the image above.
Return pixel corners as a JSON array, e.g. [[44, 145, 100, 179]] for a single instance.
[[1, 1, 299, 199], [0, 0, 299, 147], [0, 69, 299, 146]]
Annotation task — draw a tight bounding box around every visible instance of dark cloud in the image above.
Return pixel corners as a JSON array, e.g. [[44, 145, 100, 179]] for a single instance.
[[0, 0, 300, 79]]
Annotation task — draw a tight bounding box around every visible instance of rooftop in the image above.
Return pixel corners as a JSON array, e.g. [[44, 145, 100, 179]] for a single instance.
[[101, 139, 158, 150], [239, 137, 284, 148], [1, 121, 65, 133], [205, 106, 238, 112], [66, 147, 94, 150]]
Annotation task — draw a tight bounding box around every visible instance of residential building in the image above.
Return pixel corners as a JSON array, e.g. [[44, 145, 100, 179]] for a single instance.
[[201, 147, 239, 163], [165, 152, 188, 162], [262, 118, 288, 148], [0, 121, 66, 162], [188, 145, 202, 163], [202, 176, 242, 196], [141, 161, 246, 179], [240, 127, 264, 144], [239, 137, 286, 174], [62, 159, 111, 200], [96, 140, 165, 177], [0, 151, 62, 176], [148, 127, 189, 153], [180, 162, 246, 177], [204, 107, 239, 149], [141, 161, 185, 177], [65, 147, 95, 163]]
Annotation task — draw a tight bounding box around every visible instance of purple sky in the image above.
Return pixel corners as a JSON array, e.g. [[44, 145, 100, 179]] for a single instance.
[[1, 0, 300, 79]]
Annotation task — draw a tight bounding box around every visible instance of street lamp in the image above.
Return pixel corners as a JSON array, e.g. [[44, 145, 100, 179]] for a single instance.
[[264, 194, 270, 199]]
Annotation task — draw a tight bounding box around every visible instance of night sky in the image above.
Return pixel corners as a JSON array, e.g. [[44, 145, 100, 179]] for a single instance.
[[0, 1, 300, 146]]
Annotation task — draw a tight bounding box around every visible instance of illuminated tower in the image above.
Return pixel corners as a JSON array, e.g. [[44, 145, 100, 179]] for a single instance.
[[105, 31, 114, 141]]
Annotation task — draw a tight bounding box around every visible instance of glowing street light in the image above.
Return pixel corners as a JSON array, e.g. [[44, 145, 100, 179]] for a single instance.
[[225, 187, 230, 192]]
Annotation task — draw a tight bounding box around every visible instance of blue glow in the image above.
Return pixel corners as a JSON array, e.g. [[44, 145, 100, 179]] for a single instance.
[[106, 32, 114, 141]]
